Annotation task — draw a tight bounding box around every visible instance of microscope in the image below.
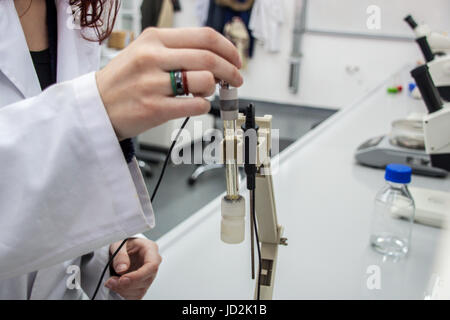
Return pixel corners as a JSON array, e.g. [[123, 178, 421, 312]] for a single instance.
[[404, 15, 450, 57], [410, 64, 450, 172], [390, 64, 450, 228], [354, 18, 450, 177], [355, 58, 449, 178], [356, 62, 450, 176], [356, 64, 450, 226], [410, 34, 450, 102], [354, 61, 449, 177], [218, 82, 287, 300]]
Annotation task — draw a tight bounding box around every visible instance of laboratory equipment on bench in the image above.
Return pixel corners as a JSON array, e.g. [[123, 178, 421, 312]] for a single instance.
[[387, 86, 403, 94], [360, 65, 450, 231], [402, 187, 450, 228], [427, 55, 450, 102], [355, 132, 447, 178], [219, 81, 246, 244], [218, 82, 287, 300], [355, 59, 450, 177], [370, 164, 415, 259], [411, 35, 450, 102], [410, 64, 450, 172], [404, 15, 450, 57]]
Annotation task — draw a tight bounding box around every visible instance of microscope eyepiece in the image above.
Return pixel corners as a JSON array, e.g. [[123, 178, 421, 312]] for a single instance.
[[411, 64, 443, 114], [404, 15, 418, 30]]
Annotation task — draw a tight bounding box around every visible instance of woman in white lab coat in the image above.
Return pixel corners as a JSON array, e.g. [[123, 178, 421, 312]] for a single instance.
[[0, 0, 242, 299]]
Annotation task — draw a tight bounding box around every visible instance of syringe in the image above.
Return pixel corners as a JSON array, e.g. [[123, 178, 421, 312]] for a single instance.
[[219, 81, 245, 244]]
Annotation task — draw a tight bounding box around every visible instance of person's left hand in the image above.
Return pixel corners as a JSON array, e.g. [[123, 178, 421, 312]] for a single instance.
[[105, 238, 162, 300]]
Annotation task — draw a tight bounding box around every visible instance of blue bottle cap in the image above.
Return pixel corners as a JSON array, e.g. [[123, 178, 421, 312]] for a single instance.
[[408, 82, 416, 92], [385, 164, 412, 184]]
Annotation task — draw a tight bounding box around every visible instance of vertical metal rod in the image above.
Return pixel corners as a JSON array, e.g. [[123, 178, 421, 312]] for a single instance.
[[289, 0, 308, 94]]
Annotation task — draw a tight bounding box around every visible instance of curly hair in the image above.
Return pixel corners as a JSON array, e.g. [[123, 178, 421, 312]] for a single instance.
[[69, 0, 121, 43]]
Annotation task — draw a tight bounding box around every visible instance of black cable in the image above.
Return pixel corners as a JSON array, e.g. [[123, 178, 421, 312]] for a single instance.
[[242, 103, 261, 300], [150, 116, 190, 202], [91, 237, 127, 300], [251, 190, 262, 300], [91, 117, 190, 300]]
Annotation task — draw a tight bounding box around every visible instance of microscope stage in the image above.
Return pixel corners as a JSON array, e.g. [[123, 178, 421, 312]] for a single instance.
[[355, 135, 447, 178]]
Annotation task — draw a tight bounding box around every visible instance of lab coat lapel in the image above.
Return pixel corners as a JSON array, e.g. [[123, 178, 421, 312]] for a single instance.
[[56, 0, 100, 82], [29, 265, 63, 300], [0, 0, 100, 99], [0, 0, 41, 98], [30, 259, 81, 300]]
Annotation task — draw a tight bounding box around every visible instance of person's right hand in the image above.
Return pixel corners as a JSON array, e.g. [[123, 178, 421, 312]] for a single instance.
[[96, 27, 243, 141]]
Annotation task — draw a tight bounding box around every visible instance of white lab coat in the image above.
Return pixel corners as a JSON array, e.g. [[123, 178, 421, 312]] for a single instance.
[[0, 0, 155, 299], [249, 0, 284, 53]]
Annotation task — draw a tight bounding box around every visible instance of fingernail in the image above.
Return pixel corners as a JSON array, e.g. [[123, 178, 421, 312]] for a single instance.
[[238, 75, 244, 86], [119, 277, 131, 286], [116, 264, 128, 272]]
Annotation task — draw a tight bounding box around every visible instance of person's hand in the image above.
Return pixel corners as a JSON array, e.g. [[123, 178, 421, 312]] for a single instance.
[[105, 238, 162, 300], [96, 27, 243, 140]]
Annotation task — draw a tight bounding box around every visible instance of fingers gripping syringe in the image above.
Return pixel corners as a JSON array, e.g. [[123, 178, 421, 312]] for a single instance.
[[219, 81, 245, 244]]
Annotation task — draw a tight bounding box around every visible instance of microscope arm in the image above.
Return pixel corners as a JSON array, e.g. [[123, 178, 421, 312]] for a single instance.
[[411, 64, 450, 171], [424, 107, 450, 155], [428, 57, 450, 86], [428, 57, 450, 101], [411, 36, 450, 102], [427, 33, 450, 55]]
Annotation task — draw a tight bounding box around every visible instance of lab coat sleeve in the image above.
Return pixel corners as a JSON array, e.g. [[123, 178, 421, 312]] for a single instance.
[[0, 72, 155, 281]]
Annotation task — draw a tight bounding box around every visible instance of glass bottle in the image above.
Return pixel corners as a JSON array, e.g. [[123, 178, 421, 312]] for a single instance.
[[370, 164, 415, 258]]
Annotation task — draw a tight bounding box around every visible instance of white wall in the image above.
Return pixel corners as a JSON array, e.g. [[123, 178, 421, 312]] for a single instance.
[[307, 0, 450, 38], [173, 0, 450, 109]]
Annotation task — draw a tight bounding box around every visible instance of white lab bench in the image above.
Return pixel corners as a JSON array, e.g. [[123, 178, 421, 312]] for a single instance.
[[144, 66, 450, 300]]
